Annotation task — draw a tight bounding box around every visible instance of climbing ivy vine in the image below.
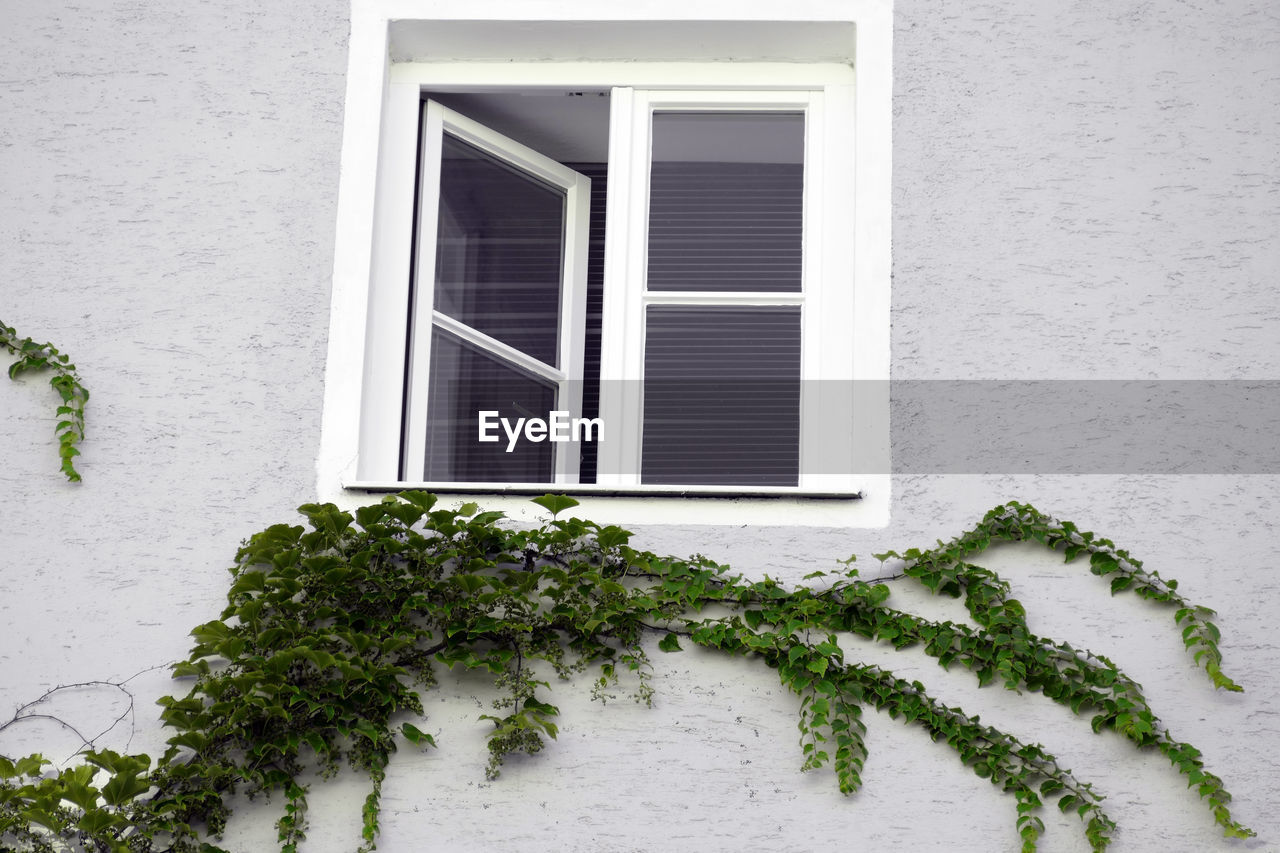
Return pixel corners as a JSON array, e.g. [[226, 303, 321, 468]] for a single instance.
[[1, 319, 88, 482], [0, 495, 1254, 852]]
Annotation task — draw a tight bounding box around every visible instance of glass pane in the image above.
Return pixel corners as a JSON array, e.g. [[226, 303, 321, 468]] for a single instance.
[[641, 306, 801, 486], [434, 133, 565, 367], [424, 327, 557, 483], [647, 112, 804, 293]]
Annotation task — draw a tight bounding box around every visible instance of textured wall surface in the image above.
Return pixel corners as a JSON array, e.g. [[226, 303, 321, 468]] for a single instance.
[[0, 0, 350, 783], [2, 1, 1278, 852]]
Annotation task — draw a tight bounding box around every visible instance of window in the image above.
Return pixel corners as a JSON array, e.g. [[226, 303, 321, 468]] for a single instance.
[[405, 88, 847, 492], [321, 8, 891, 526]]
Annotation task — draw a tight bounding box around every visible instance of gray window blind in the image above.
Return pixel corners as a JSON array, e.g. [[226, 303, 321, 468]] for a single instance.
[[647, 112, 804, 293], [642, 306, 801, 486], [565, 163, 608, 485], [641, 111, 805, 486]]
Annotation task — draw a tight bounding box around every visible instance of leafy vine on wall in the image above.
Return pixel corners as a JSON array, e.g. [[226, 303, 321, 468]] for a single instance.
[[1, 319, 88, 482], [0, 494, 1254, 852]]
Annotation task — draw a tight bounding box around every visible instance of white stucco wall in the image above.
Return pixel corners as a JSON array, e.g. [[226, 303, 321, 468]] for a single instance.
[[1, 2, 1277, 852]]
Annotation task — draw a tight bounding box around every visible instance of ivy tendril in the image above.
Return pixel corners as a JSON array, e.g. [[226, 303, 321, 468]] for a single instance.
[[1, 319, 89, 482]]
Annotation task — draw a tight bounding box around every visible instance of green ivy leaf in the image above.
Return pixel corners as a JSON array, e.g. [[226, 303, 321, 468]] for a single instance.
[[401, 723, 436, 748], [595, 525, 632, 549], [531, 494, 580, 517]]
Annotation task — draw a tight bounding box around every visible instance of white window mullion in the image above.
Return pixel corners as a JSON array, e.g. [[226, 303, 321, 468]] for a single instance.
[[597, 86, 643, 487], [641, 291, 805, 307]]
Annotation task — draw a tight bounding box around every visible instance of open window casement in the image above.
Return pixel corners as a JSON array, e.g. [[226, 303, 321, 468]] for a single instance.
[[401, 102, 591, 486]]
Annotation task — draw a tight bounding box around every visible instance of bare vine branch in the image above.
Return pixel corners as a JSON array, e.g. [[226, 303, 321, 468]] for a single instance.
[[0, 664, 173, 761]]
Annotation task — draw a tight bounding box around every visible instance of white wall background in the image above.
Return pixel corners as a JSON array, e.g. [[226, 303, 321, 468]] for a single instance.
[[1, 2, 1277, 852]]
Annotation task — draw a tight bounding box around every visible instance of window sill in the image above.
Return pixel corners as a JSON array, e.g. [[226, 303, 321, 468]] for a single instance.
[[332, 477, 889, 529], [344, 481, 862, 500]]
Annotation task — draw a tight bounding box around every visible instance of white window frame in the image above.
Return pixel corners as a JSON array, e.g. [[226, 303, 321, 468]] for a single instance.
[[319, 2, 892, 527]]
